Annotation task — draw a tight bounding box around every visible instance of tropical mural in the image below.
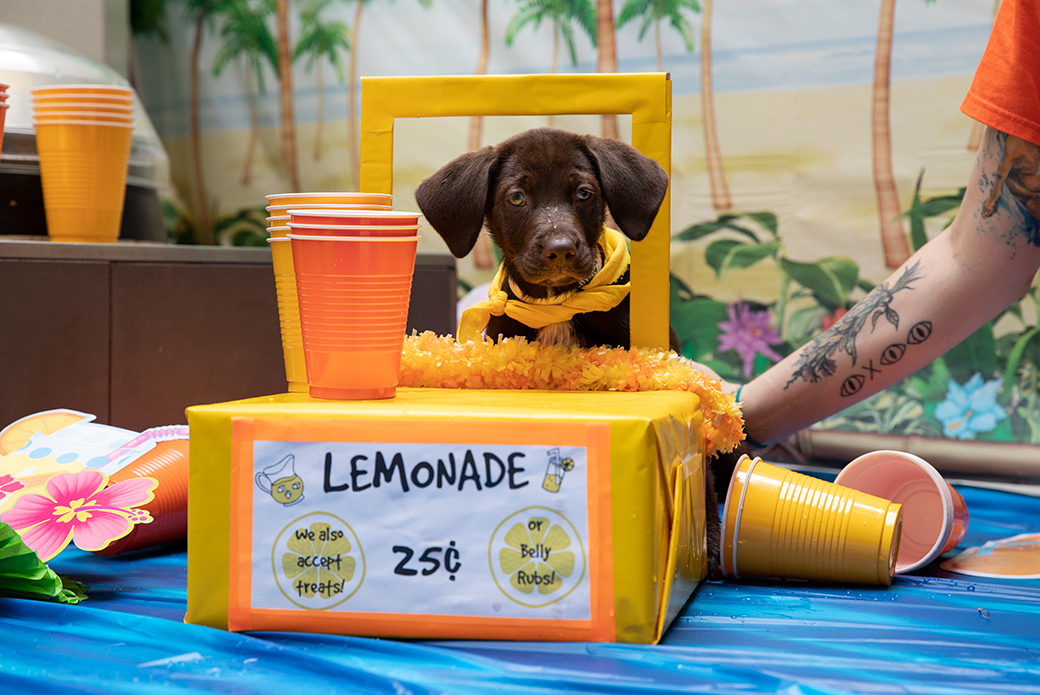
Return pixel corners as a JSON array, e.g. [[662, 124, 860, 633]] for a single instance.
[[128, 0, 1039, 448]]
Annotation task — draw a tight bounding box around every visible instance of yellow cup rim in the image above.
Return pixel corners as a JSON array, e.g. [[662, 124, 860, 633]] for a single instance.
[[34, 119, 134, 129]]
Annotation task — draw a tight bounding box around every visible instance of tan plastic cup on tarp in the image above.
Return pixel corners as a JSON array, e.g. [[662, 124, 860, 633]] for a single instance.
[[835, 450, 969, 574], [267, 237, 308, 393], [34, 120, 133, 242], [722, 455, 903, 585]]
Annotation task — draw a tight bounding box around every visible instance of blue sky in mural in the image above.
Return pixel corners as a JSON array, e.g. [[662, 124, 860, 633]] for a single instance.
[[138, 0, 994, 135]]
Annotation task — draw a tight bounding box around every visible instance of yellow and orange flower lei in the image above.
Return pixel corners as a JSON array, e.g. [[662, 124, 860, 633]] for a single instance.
[[399, 332, 744, 457]]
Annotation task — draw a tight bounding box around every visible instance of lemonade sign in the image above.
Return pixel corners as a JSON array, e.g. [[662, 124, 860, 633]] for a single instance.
[[233, 419, 597, 625]]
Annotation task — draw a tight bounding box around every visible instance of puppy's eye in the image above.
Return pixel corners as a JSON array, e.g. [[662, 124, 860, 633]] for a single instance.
[[507, 192, 525, 206], [576, 188, 592, 201]]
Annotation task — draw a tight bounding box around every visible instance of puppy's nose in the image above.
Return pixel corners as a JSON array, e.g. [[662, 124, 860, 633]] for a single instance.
[[543, 237, 577, 265]]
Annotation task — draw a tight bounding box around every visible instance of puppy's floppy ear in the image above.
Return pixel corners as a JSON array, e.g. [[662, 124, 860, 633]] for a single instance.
[[415, 147, 497, 258], [582, 136, 669, 242]]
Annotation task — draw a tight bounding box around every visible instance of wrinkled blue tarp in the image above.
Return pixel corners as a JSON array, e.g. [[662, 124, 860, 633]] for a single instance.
[[2, 481, 1038, 695]]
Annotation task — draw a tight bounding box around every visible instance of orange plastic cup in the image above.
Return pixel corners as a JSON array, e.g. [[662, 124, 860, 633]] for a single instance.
[[722, 456, 903, 585], [93, 438, 188, 555], [34, 121, 133, 242], [289, 233, 418, 400], [835, 450, 969, 574], [287, 209, 422, 227], [267, 237, 308, 392], [0, 105, 6, 163], [287, 222, 420, 237], [266, 192, 393, 208]]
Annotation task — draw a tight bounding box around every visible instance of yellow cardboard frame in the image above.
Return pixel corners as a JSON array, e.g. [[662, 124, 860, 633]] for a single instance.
[[359, 73, 672, 350]]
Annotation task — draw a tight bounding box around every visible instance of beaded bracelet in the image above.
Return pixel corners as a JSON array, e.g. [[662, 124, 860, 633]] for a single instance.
[[733, 385, 765, 449]]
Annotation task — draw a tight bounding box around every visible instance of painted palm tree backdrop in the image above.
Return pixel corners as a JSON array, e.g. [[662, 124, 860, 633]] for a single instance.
[[129, 0, 1038, 446]]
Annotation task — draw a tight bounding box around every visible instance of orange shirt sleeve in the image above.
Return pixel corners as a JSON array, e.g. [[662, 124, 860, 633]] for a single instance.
[[961, 0, 1040, 147]]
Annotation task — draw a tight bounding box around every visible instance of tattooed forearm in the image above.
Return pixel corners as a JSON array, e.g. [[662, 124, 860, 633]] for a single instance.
[[784, 260, 923, 388]]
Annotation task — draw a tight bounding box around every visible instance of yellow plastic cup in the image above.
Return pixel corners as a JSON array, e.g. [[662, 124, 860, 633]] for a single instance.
[[34, 121, 133, 242], [265, 192, 393, 207], [722, 456, 903, 585], [33, 94, 133, 107], [267, 237, 308, 393], [33, 102, 133, 114], [33, 84, 133, 98], [34, 111, 134, 124]]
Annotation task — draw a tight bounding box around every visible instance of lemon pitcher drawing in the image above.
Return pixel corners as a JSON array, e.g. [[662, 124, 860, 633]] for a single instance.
[[256, 454, 305, 506]]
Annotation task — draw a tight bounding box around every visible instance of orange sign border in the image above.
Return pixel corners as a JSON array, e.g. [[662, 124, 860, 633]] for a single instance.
[[228, 417, 615, 641]]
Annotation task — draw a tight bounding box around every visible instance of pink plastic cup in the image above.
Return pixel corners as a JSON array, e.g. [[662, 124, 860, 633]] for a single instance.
[[289, 233, 419, 400], [834, 450, 969, 574]]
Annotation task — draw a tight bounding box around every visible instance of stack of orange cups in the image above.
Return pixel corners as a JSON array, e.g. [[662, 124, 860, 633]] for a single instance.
[[0, 83, 8, 162], [32, 85, 134, 242], [264, 193, 394, 393], [286, 208, 422, 400]]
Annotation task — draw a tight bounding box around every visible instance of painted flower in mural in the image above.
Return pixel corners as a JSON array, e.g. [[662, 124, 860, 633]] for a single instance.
[[498, 517, 574, 595], [0, 470, 156, 561], [934, 373, 1007, 440], [281, 522, 355, 599], [821, 307, 848, 332], [716, 301, 784, 378], [0, 474, 25, 503]]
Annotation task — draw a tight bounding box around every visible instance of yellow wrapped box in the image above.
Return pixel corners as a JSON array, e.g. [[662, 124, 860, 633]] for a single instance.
[[186, 387, 709, 644]]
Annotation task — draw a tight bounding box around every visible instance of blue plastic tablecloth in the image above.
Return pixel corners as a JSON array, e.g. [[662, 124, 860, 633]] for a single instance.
[[2, 482, 1038, 694]]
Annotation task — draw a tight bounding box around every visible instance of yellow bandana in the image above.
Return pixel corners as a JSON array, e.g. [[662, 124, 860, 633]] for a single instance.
[[458, 227, 632, 343]]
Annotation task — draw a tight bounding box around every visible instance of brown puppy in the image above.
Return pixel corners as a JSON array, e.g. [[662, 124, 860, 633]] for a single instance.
[[416, 127, 726, 579]]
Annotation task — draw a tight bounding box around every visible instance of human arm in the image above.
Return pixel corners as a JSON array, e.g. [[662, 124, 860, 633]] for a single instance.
[[739, 127, 1040, 445]]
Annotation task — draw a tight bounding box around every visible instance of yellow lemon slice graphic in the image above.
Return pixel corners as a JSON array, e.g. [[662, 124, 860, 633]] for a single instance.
[[490, 507, 586, 608]]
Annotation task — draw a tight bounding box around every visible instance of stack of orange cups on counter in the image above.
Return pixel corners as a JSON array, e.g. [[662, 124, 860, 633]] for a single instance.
[[264, 193, 394, 393], [31, 85, 135, 242], [721, 455, 904, 585], [286, 208, 422, 400], [0, 84, 8, 162]]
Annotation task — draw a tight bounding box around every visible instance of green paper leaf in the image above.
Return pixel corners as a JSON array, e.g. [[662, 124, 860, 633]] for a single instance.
[[0, 522, 69, 602], [705, 239, 781, 278], [779, 256, 859, 311]]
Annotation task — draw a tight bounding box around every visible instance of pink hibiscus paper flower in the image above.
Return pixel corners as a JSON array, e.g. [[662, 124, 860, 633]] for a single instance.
[[0, 470, 156, 561]]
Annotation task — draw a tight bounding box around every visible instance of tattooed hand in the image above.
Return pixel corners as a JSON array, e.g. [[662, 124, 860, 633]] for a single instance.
[[982, 134, 1040, 223]]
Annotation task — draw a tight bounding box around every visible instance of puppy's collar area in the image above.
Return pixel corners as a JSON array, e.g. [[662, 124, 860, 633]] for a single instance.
[[457, 227, 631, 342]]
